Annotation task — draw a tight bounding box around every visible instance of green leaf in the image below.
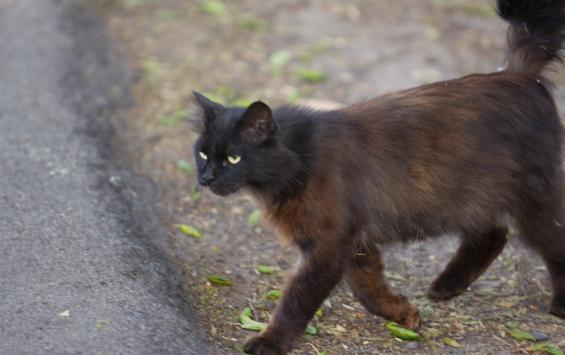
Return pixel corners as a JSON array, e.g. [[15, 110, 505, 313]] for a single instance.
[[142, 60, 162, 84], [266, 289, 281, 301], [269, 50, 291, 77], [177, 224, 203, 239], [297, 69, 328, 84], [201, 0, 225, 16], [241, 319, 267, 331], [95, 320, 109, 329], [232, 97, 254, 107], [239, 307, 267, 331], [207, 275, 232, 286], [507, 327, 535, 341], [443, 337, 463, 348], [158, 110, 188, 128], [247, 209, 261, 226], [461, 4, 496, 18], [239, 17, 265, 31], [256, 265, 277, 275], [385, 322, 421, 341], [177, 160, 193, 174], [269, 50, 291, 67], [189, 185, 201, 201], [528, 343, 564, 355], [305, 324, 318, 335], [315, 307, 323, 318], [286, 87, 301, 104]]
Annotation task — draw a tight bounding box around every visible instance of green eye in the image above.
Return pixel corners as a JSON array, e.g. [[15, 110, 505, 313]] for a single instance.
[[227, 155, 241, 164], [199, 151, 208, 160]]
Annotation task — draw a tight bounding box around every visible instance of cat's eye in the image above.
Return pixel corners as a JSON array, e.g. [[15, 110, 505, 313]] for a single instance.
[[227, 155, 241, 164], [199, 151, 208, 160]]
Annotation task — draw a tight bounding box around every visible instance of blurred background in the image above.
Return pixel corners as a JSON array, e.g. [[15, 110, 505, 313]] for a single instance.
[[97, 1, 565, 353]]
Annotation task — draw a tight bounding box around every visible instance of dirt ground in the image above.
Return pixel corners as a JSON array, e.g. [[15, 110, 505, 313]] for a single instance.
[[98, 0, 565, 353]]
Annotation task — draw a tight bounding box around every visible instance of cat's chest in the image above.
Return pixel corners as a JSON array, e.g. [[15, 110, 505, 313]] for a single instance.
[[258, 191, 346, 248]]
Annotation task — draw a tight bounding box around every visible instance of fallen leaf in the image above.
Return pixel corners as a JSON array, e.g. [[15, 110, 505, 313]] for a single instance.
[[297, 69, 328, 83], [423, 327, 444, 339], [443, 337, 463, 348], [247, 209, 261, 226], [266, 290, 281, 301], [177, 160, 193, 174], [507, 327, 535, 341], [335, 324, 347, 333], [59, 309, 70, 317], [177, 224, 203, 239], [232, 97, 254, 107], [528, 343, 564, 355], [189, 186, 201, 201], [461, 3, 496, 17], [286, 87, 301, 104], [305, 324, 318, 335], [234, 344, 246, 354], [256, 265, 278, 275], [96, 320, 109, 329], [207, 275, 232, 286], [201, 0, 225, 16], [239, 17, 265, 31], [269, 50, 291, 67], [384, 271, 407, 282], [239, 307, 267, 331], [386, 322, 421, 341]]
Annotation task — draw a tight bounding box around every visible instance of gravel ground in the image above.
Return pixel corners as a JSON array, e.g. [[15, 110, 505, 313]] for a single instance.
[[100, 0, 565, 353], [0, 1, 209, 354]]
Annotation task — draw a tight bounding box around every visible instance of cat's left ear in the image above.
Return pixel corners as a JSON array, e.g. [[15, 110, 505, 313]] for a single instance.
[[239, 101, 275, 145], [193, 91, 225, 129]]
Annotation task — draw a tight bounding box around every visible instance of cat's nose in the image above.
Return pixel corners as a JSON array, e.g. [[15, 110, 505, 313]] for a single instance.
[[198, 170, 216, 186]]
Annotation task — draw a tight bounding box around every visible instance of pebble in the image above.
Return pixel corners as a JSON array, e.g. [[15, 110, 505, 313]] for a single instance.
[[532, 331, 550, 342]]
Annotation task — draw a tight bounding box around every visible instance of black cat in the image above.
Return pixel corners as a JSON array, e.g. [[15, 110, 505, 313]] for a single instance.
[[192, 1, 565, 354]]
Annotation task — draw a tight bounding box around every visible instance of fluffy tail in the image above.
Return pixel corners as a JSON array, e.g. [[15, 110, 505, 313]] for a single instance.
[[497, 0, 565, 74]]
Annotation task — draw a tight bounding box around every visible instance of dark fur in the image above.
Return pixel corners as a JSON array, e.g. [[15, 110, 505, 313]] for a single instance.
[[192, 1, 565, 354]]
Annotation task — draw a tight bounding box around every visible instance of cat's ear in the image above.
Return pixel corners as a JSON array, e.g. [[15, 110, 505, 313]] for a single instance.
[[239, 101, 275, 145], [193, 91, 224, 128]]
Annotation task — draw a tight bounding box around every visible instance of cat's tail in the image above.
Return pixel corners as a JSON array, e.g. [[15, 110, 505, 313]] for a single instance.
[[497, 0, 565, 74]]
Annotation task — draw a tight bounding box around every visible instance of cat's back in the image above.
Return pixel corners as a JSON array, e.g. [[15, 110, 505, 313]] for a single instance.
[[345, 71, 556, 126], [341, 71, 561, 160], [330, 71, 562, 237]]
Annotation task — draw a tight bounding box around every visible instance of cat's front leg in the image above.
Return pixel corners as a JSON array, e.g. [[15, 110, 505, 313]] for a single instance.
[[244, 242, 350, 355]]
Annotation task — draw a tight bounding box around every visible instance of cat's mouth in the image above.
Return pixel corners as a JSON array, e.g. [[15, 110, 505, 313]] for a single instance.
[[209, 183, 239, 196]]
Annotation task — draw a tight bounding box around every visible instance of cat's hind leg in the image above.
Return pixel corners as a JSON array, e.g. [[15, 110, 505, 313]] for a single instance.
[[517, 194, 565, 319], [428, 227, 508, 300], [345, 244, 420, 329]]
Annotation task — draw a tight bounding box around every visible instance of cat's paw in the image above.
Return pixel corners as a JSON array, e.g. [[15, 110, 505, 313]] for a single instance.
[[550, 300, 565, 319], [399, 303, 421, 329], [243, 335, 285, 355], [427, 282, 465, 301]]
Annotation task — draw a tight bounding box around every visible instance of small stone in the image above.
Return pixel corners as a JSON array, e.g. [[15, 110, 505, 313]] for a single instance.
[[532, 331, 550, 342]]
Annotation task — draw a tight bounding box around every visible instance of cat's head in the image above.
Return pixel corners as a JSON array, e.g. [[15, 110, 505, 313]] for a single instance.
[[192, 91, 287, 196]]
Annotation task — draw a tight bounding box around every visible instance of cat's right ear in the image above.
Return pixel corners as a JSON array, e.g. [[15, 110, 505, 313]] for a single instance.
[[239, 101, 275, 145], [192, 91, 225, 130]]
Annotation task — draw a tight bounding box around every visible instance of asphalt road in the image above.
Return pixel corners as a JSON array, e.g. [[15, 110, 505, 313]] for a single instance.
[[0, 1, 210, 353]]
